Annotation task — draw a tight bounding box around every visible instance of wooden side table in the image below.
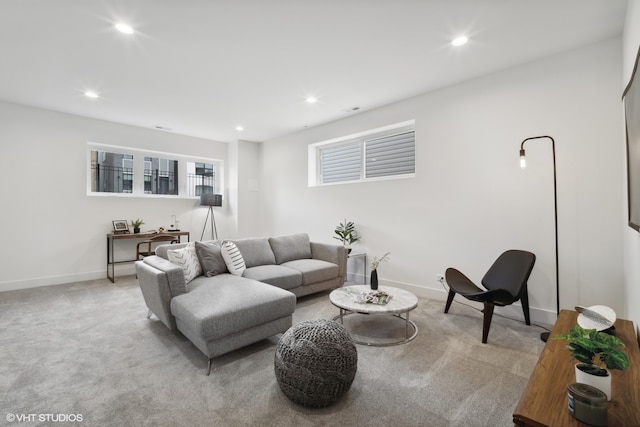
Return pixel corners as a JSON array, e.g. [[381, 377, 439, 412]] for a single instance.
[[513, 309, 640, 426]]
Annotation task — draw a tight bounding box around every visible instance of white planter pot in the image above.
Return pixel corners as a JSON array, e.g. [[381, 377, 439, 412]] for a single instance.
[[575, 364, 611, 401]]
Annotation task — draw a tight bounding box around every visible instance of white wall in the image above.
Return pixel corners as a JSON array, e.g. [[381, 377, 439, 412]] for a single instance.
[[260, 38, 625, 325], [0, 101, 228, 291], [623, 0, 640, 335]]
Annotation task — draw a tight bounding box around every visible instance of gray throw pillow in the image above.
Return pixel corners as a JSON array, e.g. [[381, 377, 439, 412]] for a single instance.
[[195, 241, 228, 277], [269, 233, 312, 264]]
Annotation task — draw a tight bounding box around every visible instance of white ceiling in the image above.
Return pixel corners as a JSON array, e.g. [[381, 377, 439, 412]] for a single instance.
[[0, 0, 628, 143]]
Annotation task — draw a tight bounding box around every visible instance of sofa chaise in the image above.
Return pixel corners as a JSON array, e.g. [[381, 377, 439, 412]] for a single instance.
[[135, 233, 347, 374]]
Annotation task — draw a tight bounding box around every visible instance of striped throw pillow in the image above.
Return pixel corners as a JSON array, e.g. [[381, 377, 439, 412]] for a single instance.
[[167, 243, 202, 283], [221, 241, 246, 276]]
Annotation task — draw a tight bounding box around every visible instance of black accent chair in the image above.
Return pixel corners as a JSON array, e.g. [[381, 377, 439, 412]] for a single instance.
[[444, 250, 536, 343]]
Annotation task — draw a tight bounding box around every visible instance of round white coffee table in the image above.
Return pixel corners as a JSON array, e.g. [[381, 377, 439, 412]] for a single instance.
[[329, 285, 418, 346]]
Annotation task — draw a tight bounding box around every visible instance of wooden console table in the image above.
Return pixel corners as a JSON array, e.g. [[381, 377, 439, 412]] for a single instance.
[[513, 309, 640, 426], [107, 231, 189, 282]]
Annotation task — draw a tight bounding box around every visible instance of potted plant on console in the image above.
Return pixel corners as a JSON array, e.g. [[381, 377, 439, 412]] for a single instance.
[[130, 218, 144, 234], [333, 219, 360, 254], [554, 324, 629, 400]]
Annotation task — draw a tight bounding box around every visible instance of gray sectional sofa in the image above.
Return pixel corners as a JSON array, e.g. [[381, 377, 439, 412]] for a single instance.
[[135, 233, 347, 374]]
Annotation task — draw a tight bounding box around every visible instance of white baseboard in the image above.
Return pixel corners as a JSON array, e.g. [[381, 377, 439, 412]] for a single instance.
[[0, 263, 140, 292]]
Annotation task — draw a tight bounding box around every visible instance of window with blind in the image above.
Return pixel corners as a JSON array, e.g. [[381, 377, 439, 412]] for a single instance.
[[312, 121, 415, 186]]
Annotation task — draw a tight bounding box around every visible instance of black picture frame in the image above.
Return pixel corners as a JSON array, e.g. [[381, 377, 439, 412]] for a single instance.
[[623, 44, 640, 232]]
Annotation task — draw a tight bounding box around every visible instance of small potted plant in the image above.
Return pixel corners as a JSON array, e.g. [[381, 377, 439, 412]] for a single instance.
[[130, 218, 144, 234], [554, 324, 629, 400], [369, 252, 390, 291], [333, 219, 360, 253]]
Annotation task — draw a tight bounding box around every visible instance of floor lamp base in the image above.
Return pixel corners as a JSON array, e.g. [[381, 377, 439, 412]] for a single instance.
[[540, 331, 550, 342]]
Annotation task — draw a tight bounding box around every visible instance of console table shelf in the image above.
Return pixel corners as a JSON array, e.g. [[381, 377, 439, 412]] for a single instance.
[[513, 309, 640, 426]]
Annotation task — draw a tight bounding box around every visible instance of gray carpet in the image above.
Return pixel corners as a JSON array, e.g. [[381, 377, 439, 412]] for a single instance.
[[0, 277, 546, 427]]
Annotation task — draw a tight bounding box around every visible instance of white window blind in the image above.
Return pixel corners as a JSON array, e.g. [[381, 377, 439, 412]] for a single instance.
[[365, 131, 415, 178], [309, 120, 415, 186], [320, 142, 361, 184]]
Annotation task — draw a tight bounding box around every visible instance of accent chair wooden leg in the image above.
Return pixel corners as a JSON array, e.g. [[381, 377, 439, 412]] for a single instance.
[[481, 303, 495, 344], [146, 309, 152, 319], [207, 359, 213, 376], [444, 289, 456, 313]]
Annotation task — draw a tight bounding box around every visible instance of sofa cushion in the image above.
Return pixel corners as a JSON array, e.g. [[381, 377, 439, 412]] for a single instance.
[[233, 237, 276, 268], [167, 243, 202, 283], [195, 241, 228, 277], [156, 240, 218, 260], [242, 265, 302, 290], [221, 241, 246, 276], [170, 274, 296, 341], [281, 259, 338, 285], [269, 233, 312, 264]]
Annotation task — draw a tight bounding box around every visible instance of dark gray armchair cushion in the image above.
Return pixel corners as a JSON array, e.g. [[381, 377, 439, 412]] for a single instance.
[[195, 241, 228, 277], [269, 233, 312, 264]]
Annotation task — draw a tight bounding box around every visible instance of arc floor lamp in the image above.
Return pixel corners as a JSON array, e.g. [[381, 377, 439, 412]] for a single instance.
[[200, 193, 222, 240], [519, 135, 558, 342]]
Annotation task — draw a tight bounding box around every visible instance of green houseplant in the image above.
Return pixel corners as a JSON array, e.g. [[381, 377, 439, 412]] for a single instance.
[[333, 219, 360, 252], [554, 323, 629, 400], [130, 218, 145, 233], [554, 324, 630, 374]]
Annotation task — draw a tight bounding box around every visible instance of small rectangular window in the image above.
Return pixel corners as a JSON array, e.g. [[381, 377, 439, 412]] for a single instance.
[[144, 156, 179, 195], [365, 131, 415, 178], [320, 142, 361, 184], [187, 162, 215, 196], [90, 150, 134, 194]]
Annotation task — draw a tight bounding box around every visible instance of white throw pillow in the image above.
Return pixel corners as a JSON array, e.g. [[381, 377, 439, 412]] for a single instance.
[[221, 241, 246, 276], [167, 243, 202, 283]]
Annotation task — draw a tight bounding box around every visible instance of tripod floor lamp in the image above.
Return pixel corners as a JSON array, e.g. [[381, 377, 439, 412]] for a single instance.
[[519, 135, 558, 342], [200, 193, 222, 241]]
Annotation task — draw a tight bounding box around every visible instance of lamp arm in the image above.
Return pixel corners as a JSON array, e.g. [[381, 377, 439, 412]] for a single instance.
[[519, 135, 559, 316]]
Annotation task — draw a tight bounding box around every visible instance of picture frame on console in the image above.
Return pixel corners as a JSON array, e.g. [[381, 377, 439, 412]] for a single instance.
[[112, 220, 130, 234]]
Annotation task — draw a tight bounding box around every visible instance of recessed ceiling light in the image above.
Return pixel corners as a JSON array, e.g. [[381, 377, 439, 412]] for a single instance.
[[115, 23, 134, 34], [452, 36, 468, 47], [235, 126, 244, 131], [84, 90, 99, 99], [305, 96, 318, 104]]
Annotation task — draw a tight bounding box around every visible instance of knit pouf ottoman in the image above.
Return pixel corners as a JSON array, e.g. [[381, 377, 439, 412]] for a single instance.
[[274, 319, 357, 408]]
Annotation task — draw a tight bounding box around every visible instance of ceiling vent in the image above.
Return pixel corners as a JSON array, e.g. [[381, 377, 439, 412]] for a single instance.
[[342, 106, 361, 113]]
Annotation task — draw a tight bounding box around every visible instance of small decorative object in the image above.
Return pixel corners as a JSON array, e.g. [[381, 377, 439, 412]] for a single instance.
[[348, 290, 392, 305], [158, 226, 165, 233], [369, 252, 390, 291], [554, 323, 629, 400], [567, 383, 608, 427], [575, 305, 616, 331], [333, 219, 359, 253], [169, 214, 180, 232], [112, 220, 130, 234], [130, 218, 144, 234]]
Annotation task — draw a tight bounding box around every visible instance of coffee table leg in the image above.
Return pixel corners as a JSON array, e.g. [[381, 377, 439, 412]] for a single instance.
[[405, 311, 410, 339]]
